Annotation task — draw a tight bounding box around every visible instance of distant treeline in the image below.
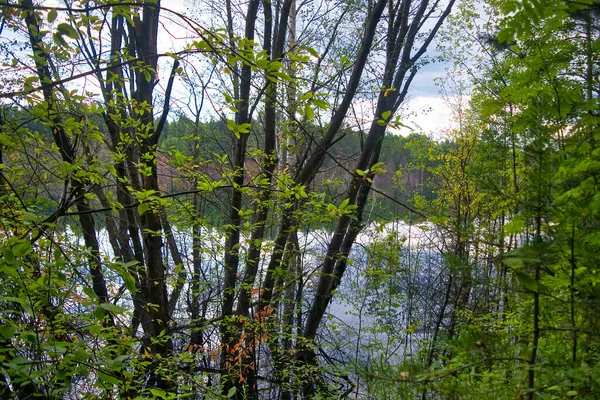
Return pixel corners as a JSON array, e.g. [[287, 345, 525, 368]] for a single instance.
[[4, 106, 445, 226]]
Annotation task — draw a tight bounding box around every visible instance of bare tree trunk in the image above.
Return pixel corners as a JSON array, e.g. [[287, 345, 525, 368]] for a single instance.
[[220, 1, 261, 396], [21, 0, 113, 325], [261, 0, 389, 312], [298, 0, 455, 392]]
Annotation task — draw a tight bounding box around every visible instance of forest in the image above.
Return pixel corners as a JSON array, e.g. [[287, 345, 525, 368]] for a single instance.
[[0, 0, 598, 398]]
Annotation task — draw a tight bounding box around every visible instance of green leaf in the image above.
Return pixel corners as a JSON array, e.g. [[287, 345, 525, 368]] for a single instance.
[[2, 248, 16, 265], [497, 28, 513, 43], [514, 271, 538, 292], [227, 119, 236, 131], [300, 91, 313, 101], [143, 69, 151, 82], [305, 46, 319, 58], [83, 286, 97, 300], [138, 202, 150, 216], [305, 104, 314, 120], [227, 387, 237, 398], [149, 388, 167, 398], [48, 9, 58, 23], [94, 307, 104, 320], [13, 241, 32, 257], [381, 110, 391, 121], [23, 76, 38, 88], [0, 325, 14, 340], [55, 369, 67, 380], [57, 23, 79, 40], [122, 272, 137, 293], [238, 123, 251, 133], [87, 131, 105, 143], [73, 350, 90, 362], [502, 258, 524, 268], [312, 99, 328, 109], [100, 302, 120, 313], [97, 372, 120, 386], [53, 32, 67, 47], [1, 265, 18, 278]]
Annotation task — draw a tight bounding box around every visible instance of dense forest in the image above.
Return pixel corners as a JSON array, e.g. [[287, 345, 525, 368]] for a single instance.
[[0, 0, 598, 398]]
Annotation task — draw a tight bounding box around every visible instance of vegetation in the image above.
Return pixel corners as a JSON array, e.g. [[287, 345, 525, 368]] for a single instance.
[[0, 0, 598, 398]]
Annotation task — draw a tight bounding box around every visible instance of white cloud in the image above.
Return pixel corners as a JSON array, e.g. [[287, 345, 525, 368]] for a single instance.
[[396, 96, 455, 137]]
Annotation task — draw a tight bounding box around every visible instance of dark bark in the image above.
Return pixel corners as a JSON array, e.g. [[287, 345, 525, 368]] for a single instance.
[[235, 0, 276, 319], [221, 0, 260, 319], [164, 211, 187, 317], [129, 2, 175, 388], [21, 0, 113, 324], [54, 1, 175, 390], [93, 12, 152, 336], [304, 0, 455, 337], [261, 0, 389, 314], [293, 0, 389, 187], [220, 0, 261, 396], [237, 0, 294, 317], [297, 1, 456, 393]]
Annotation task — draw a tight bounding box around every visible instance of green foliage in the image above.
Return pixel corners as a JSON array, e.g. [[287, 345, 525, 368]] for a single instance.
[[371, 0, 600, 397], [1, 0, 599, 398]]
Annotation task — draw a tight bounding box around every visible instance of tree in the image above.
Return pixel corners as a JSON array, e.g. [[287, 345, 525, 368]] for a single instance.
[[0, 0, 458, 398], [389, 0, 600, 398]]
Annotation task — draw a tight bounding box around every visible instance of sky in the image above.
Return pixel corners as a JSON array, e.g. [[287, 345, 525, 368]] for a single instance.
[[158, 0, 456, 137], [400, 96, 454, 137], [1, 0, 454, 138], [403, 61, 455, 135]]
